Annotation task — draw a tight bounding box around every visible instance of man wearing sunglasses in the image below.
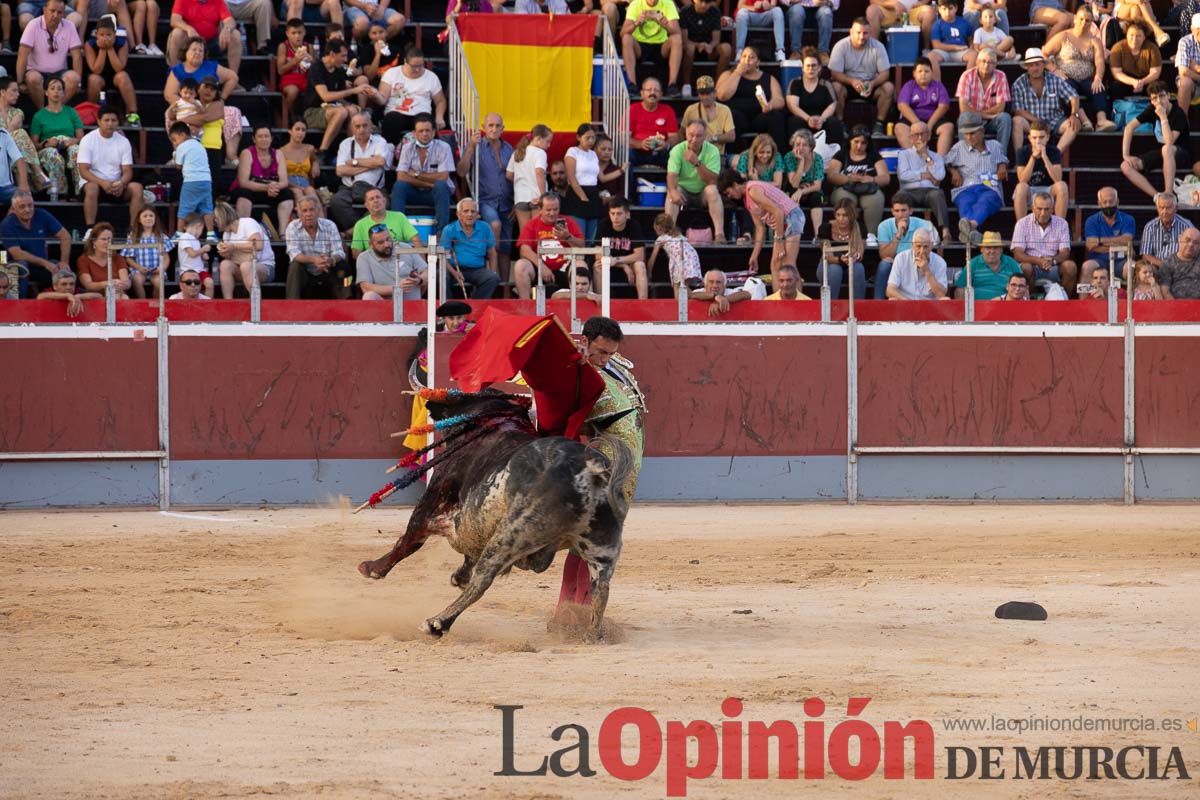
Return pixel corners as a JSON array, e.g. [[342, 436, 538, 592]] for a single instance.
[[169, 268, 211, 300], [17, 0, 84, 109]]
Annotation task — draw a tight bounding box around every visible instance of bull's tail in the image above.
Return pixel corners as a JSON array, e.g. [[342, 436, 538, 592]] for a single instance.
[[589, 434, 636, 521]]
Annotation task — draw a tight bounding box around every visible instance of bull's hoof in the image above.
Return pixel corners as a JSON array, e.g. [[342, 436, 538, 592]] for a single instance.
[[449, 569, 469, 588], [420, 618, 445, 638], [357, 560, 383, 579], [583, 625, 606, 645]]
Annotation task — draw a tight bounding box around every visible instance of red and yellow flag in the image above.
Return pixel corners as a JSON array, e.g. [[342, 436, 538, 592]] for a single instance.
[[456, 13, 595, 134]]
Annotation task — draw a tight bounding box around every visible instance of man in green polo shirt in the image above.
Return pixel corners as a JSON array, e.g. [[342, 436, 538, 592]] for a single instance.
[[954, 230, 1023, 300], [666, 119, 725, 242], [621, 0, 683, 96], [350, 186, 421, 259]]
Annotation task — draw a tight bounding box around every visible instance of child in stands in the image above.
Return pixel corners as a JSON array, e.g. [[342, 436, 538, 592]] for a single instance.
[[176, 213, 215, 298], [122, 207, 173, 299], [648, 212, 702, 295]]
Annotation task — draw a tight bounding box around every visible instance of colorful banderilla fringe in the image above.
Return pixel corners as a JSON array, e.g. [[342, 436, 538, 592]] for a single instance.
[[355, 422, 497, 514]]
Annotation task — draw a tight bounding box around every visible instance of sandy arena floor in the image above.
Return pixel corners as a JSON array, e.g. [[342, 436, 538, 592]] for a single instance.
[[2, 504, 1198, 799]]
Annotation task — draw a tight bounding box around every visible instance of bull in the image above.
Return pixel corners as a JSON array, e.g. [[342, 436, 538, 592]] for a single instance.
[[357, 392, 635, 643]]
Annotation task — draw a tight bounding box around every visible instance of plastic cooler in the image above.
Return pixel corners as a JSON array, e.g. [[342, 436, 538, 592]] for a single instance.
[[780, 60, 802, 92], [411, 217, 436, 243], [592, 56, 604, 96], [880, 148, 901, 172], [637, 182, 667, 207], [886, 26, 920, 65]]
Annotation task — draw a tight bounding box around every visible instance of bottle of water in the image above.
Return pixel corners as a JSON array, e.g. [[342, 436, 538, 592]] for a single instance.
[[730, 212, 740, 242], [98, 90, 106, 105], [238, 24, 247, 51], [312, 38, 321, 58], [49, 179, 58, 202]]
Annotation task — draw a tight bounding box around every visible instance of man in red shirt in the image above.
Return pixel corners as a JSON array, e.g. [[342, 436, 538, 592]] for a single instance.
[[513, 192, 584, 299], [166, 0, 242, 74], [628, 77, 680, 167]]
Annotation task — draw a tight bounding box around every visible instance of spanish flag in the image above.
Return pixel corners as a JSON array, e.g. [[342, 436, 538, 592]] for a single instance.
[[456, 13, 595, 134]]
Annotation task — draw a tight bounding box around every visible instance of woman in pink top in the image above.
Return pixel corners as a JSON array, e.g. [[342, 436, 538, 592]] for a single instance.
[[717, 168, 805, 284]]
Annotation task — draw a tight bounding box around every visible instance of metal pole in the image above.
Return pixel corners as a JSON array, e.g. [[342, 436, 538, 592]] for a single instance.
[[964, 240, 974, 322], [1124, 313, 1136, 505], [820, 243, 831, 322], [156, 314, 170, 510], [569, 254, 579, 332], [677, 279, 688, 321], [426, 234, 438, 476], [392, 238, 404, 322], [250, 250, 261, 323], [600, 237, 612, 319], [105, 247, 116, 323], [535, 261, 546, 316], [847, 250, 856, 322], [846, 317, 858, 504]]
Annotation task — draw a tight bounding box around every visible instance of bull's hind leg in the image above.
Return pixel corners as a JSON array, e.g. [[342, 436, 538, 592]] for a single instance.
[[449, 555, 474, 588]]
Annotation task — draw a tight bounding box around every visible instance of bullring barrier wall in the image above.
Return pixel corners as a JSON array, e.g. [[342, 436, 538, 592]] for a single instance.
[[3, 300, 1200, 506]]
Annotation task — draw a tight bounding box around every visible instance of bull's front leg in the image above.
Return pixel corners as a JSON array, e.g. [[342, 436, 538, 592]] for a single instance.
[[358, 510, 439, 580], [584, 550, 620, 644]]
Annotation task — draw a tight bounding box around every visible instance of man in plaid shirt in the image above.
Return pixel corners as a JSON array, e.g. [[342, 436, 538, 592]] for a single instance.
[[1140, 192, 1196, 270], [955, 48, 1012, 154], [285, 196, 350, 299], [1011, 192, 1077, 294], [1011, 48, 1079, 154], [1176, 14, 1200, 111]]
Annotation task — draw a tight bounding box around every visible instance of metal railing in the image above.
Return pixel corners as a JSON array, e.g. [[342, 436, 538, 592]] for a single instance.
[[599, 20, 630, 193], [447, 20, 482, 201], [536, 239, 612, 329]]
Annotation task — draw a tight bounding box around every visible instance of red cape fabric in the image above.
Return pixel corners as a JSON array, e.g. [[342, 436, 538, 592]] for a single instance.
[[448, 307, 604, 440]]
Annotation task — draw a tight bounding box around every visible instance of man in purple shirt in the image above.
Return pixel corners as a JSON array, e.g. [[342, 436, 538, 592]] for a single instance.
[[895, 57, 954, 155], [16, 0, 84, 108]]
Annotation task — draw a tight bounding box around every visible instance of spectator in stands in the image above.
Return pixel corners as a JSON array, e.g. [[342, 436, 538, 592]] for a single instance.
[[621, 0, 683, 97], [783, 128, 824, 233], [886, 228, 948, 299], [1041, 7, 1114, 132], [1011, 192, 1077, 293], [786, 0, 837, 63], [441, 198, 500, 300], [285, 195, 349, 299], [1131, 259, 1165, 300], [597, 196, 648, 299], [1081, 265, 1121, 300], [828, 17, 894, 136], [945, 111, 1007, 244], [169, 268, 210, 300], [826, 125, 888, 235], [121, 207, 172, 299], [285, 0, 341, 28], [649, 211, 702, 291], [350, 186, 419, 257], [1121, 81, 1190, 200], [718, 167, 805, 285], [1011, 47, 1078, 155], [513, 192, 584, 300], [1, 190, 71, 294], [1029, 0, 1072, 37], [77, 106, 142, 229], [232, 125, 293, 241], [784, 47, 844, 149], [31, 77, 84, 195], [1114, 0, 1172, 48], [1140, 192, 1195, 270], [38, 268, 101, 315], [174, 76, 237, 178], [304, 40, 366, 157], [679, 0, 731, 88], [551, 266, 601, 302], [1158, 228, 1200, 299], [0, 270, 14, 300], [223, 0, 274, 58], [817, 196, 866, 298], [457, 112, 514, 277], [876, 194, 941, 298], [379, 47, 447, 143], [280, 119, 320, 206], [666, 119, 726, 242], [895, 57, 954, 155], [514, 0, 568, 12], [548, 161, 570, 200], [0, 78, 48, 194], [507, 124, 552, 234], [1108, 22, 1162, 102], [966, 1, 1011, 42], [75, 222, 130, 298], [166, 0, 243, 75], [84, 16, 139, 127], [954, 229, 1023, 299], [681, 75, 736, 154], [691, 268, 752, 317], [345, 0, 405, 40], [927, 0, 976, 82], [865, 0, 935, 44], [129, 0, 164, 55], [175, 213, 214, 296], [896, 123, 951, 242], [1177, 14, 1200, 111], [277, 18, 313, 121], [1013, 120, 1068, 220], [563, 123, 603, 245], [446, 0, 500, 24], [629, 77, 680, 168], [955, 48, 1011, 154], [17, 0, 83, 109], [716, 46, 786, 152], [995, 271, 1030, 300], [733, 133, 785, 188], [1081, 187, 1136, 284], [331, 112, 393, 233], [733, 0, 786, 64], [17, 0, 82, 29], [392, 113, 454, 236], [213, 200, 274, 297], [766, 263, 809, 299], [596, 134, 626, 200], [164, 36, 239, 108], [356, 222, 427, 300]]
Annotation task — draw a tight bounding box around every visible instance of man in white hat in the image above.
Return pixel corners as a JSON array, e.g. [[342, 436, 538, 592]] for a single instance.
[[1011, 47, 1080, 154], [1175, 13, 1200, 111]]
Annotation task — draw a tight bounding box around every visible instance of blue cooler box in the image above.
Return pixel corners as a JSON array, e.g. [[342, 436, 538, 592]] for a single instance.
[[886, 26, 920, 65], [411, 217, 436, 243], [637, 183, 667, 207], [780, 59, 803, 92], [592, 56, 604, 96]]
